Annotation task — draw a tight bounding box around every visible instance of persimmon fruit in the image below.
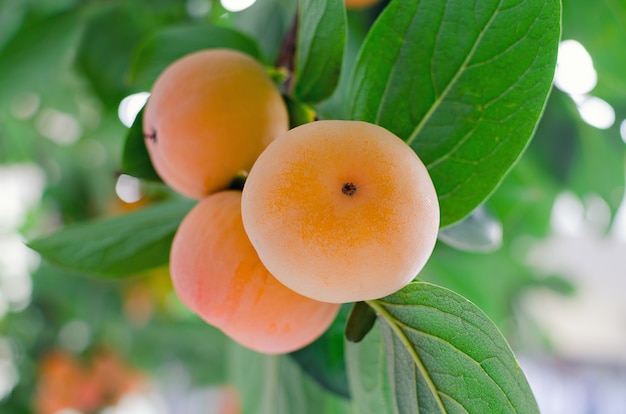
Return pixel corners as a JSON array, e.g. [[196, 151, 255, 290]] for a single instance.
[[169, 190, 340, 354], [241, 120, 439, 303], [143, 48, 288, 199]]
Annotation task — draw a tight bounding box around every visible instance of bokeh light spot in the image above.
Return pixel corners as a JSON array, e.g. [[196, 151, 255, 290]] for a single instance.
[[221, 0, 257, 12]]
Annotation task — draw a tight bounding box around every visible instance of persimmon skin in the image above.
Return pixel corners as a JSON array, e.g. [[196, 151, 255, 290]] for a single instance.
[[170, 191, 340, 354], [143, 49, 288, 199], [241, 120, 440, 303]]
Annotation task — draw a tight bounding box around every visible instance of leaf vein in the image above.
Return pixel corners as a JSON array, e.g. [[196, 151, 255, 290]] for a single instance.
[[406, 0, 503, 146]]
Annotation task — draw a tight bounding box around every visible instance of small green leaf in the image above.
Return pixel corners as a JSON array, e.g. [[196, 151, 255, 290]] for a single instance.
[[345, 301, 377, 343], [349, 0, 560, 226], [122, 108, 161, 182], [292, 0, 347, 103], [367, 282, 539, 413], [128, 24, 262, 90], [28, 199, 194, 278], [227, 342, 351, 414], [345, 321, 396, 414], [284, 94, 317, 128]]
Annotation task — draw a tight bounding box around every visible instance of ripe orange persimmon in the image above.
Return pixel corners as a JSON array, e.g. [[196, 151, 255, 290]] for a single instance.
[[170, 191, 340, 354], [143, 49, 288, 199], [241, 120, 439, 303]]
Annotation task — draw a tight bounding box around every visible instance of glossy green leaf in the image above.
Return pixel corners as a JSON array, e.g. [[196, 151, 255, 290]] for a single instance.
[[367, 282, 539, 413], [28, 199, 194, 278], [345, 321, 395, 414], [122, 107, 162, 182], [227, 342, 350, 414], [129, 24, 262, 90], [292, 0, 346, 103], [349, 0, 560, 226]]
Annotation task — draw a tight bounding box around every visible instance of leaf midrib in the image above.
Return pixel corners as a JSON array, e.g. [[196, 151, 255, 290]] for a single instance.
[[367, 299, 447, 413], [392, 317, 517, 413], [405, 1, 502, 147]]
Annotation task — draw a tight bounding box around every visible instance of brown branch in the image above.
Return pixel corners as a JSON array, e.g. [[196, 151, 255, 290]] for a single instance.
[[275, 10, 299, 96]]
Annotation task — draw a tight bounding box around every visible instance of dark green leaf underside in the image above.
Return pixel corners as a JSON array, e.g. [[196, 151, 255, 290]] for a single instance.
[[28, 199, 194, 278], [349, 0, 560, 226], [366, 282, 539, 413], [345, 301, 377, 343]]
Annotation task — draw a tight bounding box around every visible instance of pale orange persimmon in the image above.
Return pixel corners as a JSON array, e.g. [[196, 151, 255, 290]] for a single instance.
[[241, 120, 439, 303], [169, 191, 340, 354], [143, 49, 288, 199]]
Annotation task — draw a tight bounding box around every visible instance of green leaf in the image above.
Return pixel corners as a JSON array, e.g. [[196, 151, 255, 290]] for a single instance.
[[128, 24, 262, 90], [75, 5, 143, 107], [366, 282, 539, 413], [0, 11, 83, 105], [122, 107, 162, 182], [423, 241, 539, 330], [0, 0, 27, 52], [227, 342, 351, 414], [349, 0, 561, 226], [28, 199, 194, 278], [345, 321, 395, 414], [284, 94, 317, 128], [292, 0, 347, 103], [290, 304, 351, 398], [345, 301, 377, 343]]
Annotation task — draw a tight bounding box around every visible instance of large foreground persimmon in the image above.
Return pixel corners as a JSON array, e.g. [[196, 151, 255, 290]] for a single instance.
[[143, 49, 288, 199], [241, 120, 439, 303], [170, 191, 340, 354]]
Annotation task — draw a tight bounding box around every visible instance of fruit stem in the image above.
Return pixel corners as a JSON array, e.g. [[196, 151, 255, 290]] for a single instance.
[[342, 182, 358, 197]]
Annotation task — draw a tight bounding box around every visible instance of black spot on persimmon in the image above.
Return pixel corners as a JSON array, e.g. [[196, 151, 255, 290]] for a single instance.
[[342, 182, 358, 197]]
